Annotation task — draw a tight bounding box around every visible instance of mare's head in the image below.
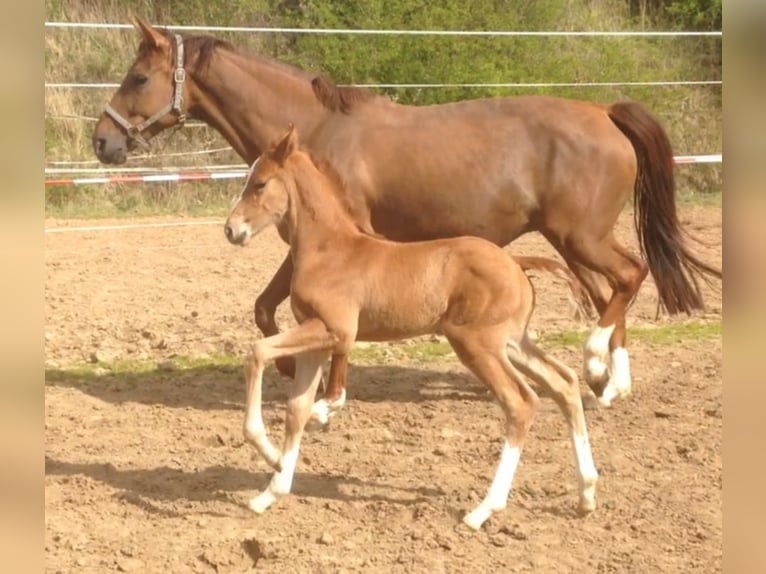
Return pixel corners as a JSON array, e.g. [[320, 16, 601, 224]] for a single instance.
[[224, 125, 299, 246], [92, 17, 190, 164]]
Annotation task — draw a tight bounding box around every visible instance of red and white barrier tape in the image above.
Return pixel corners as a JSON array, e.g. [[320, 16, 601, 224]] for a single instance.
[[44, 154, 721, 187], [673, 154, 722, 164], [45, 170, 248, 186]]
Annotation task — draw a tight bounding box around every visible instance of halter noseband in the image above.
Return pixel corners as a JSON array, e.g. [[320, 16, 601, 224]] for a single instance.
[[103, 33, 187, 147]]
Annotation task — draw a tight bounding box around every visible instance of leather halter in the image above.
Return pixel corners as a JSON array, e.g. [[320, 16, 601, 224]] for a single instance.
[[103, 34, 187, 147]]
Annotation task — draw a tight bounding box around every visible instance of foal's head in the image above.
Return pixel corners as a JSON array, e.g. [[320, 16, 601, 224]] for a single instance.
[[224, 125, 300, 246]]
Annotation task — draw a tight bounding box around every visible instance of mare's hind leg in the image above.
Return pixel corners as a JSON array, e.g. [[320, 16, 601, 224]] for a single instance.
[[446, 329, 539, 530], [557, 234, 648, 406], [508, 337, 599, 513], [556, 261, 614, 408]]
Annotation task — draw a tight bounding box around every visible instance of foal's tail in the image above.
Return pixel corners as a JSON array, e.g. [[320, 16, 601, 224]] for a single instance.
[[607, 102, 721, 315], [514, 255, 594, 321]]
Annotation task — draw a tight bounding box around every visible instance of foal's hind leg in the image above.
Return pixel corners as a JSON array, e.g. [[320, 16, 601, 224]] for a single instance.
[[446, 329, 539, 530], [508, 337, 599, 513]]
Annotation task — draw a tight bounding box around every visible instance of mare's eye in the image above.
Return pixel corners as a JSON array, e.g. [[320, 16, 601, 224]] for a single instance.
[[132, 74, 148, 86], [252, 181, 266, 192]]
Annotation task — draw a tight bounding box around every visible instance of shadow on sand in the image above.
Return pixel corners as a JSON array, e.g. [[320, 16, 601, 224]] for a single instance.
[[45, 361, 492, 412], [45, 456, 445, 517]]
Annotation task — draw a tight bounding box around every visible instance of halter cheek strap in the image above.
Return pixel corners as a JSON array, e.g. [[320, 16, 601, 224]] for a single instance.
[[103, 33, 187, 147]]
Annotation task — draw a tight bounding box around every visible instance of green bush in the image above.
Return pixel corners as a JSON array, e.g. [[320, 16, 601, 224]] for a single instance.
[[44, 0, 721, 217]]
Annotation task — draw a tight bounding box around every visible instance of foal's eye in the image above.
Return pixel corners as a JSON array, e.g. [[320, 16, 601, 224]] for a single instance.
[[132, 74, 148, 86], [252, 181, 266, 192]]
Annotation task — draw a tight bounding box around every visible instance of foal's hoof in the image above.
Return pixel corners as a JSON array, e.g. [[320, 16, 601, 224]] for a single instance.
[[578, 497, 597, 515], [462, 507, 493, 531], [248, 489, 277, 514]]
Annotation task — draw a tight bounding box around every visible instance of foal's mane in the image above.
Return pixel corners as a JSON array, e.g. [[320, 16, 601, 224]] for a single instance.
[[281, 144, 376, 236], [311, 75, 384, 114]]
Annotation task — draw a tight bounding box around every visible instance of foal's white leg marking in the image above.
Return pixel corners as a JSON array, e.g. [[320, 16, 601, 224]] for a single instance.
[[249, 351, 326, 514], [583, 324, 615, 384], [248, 444, 301, 514], [310, 388, 347, 427], [598, 347, 632, 407], [571, 431, 598, 513], [243, 359, 282, 470], [463, 442, 521, 530]]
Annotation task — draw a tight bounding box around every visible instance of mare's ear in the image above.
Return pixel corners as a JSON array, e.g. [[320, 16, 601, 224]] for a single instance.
[[273, 123, 298, 165], [131, 16, 170, 50]]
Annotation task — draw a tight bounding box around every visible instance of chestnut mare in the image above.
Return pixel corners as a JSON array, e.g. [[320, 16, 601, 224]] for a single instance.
[[92, 19, 721, 411], [223, 125, 598, 529]]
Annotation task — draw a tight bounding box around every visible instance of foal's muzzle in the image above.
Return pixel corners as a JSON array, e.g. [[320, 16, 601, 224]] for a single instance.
[[224, 223, 249, 246]]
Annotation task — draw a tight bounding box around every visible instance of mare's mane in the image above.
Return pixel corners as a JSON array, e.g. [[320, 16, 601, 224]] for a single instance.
[[137, 29, 235, 77], [140, 28, 383, 113], [142, 29, 309, 81], [310, 75, 384, 114]]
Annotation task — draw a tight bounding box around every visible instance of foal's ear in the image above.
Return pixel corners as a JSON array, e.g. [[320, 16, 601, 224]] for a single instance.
[[273, 124, 299, 165], [131, 16, 170, 50]]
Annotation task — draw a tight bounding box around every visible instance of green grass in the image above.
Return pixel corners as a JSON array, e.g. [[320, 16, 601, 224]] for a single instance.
[[540, 319, 722, 348], [45, 319, 721, 384]]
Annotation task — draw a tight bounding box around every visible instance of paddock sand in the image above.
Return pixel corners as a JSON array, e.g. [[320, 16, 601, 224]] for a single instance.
[[45, 204, 721, 573]]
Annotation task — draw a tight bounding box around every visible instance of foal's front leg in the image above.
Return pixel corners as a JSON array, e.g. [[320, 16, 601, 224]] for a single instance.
[[242, 318, 337, 512], [249, 350, 329, 514]]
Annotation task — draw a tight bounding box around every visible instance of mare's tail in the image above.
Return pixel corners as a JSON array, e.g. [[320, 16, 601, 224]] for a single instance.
[[607, 101, 721, 314]]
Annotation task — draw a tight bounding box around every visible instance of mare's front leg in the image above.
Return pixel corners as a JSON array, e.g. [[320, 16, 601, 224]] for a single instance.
[[253, 254, 296, 378]]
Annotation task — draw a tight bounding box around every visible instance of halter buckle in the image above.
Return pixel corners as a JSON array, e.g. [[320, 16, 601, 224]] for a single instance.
[[174, 68, 186, 84]]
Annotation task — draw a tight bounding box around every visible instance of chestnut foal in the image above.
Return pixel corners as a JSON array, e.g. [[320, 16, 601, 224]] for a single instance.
[[224, 126, 598, 530]]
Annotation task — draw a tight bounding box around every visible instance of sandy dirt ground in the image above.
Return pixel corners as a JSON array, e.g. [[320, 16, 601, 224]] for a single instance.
[[45, 204, 722, 573]]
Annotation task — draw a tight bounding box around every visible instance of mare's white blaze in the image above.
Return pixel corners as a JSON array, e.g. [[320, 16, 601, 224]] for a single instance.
[[463, 442, 521, 530], [598, 347, 632, 407], [248, 444, 301, 514], [571, 432, 598, 511], [584, 324, 615, 382], [309, 388, 347, 426]]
